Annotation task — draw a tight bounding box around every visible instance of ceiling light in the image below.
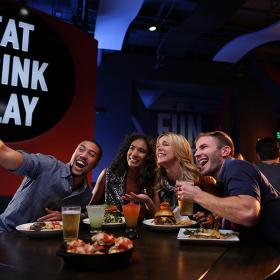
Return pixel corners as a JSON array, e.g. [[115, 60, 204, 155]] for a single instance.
[[19, 8, 29, 16], [149, 26, 157, 32]]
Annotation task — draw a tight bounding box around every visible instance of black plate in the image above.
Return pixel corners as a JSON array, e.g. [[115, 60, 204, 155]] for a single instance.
[[57, 244, 134, 270]]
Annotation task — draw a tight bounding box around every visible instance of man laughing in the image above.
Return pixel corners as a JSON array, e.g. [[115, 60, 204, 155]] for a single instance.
[[176, 131, 280, 249], [0, 139, 102, 232]]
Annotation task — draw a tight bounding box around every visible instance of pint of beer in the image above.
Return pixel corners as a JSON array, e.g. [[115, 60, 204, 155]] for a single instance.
[[177, 180, 195, 216], [62, 206, 81, 241], [178, 199, 193, 216]]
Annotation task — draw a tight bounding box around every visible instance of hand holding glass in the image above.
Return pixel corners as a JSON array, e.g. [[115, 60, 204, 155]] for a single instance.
[[178, 199, 193, 216], [62, 206, 81, 241], [177, 181, 194, 216], [122, 202, 140, 239], [86, 205, 106, 233]]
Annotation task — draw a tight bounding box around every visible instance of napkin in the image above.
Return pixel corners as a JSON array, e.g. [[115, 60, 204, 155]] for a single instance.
[[173, 207, 191, 222]]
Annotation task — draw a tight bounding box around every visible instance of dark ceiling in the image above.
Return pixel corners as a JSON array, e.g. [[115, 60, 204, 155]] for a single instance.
[[22, 0, 280, 65]]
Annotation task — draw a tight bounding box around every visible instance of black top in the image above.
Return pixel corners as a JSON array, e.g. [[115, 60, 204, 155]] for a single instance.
[[255, 161, 280, 192]]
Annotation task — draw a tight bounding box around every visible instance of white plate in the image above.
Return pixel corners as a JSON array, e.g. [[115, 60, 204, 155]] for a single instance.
[[143, 218, 197, 232], [16, 222, 63, 238], [177, 228, 239, 243], [82, 218, 125, 228]]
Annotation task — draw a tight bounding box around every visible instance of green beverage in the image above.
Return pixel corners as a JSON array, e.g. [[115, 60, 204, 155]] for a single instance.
[[86, 205, 105, 233]]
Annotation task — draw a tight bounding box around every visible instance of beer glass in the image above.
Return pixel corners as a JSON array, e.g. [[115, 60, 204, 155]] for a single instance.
[[86, 205, 106, 233], [178, 199, 193, 216], [177, 180, 194, 216], [61, 206, 81, 241]]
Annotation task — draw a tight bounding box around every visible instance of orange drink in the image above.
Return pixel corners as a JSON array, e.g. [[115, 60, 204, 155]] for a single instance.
[[122, 202, 140, 227]]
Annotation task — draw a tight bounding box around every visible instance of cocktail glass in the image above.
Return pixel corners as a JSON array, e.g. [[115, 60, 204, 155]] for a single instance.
[[86, 205, 106, 234], [61, 206, 81, 241], [122, 202, 141, 239]]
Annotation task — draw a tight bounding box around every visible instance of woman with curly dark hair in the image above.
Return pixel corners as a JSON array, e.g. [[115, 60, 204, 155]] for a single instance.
[[89, 133, 156, 213]]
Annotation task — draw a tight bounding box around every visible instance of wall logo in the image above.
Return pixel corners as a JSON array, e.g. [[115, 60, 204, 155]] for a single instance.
[[0, 4, 75, 142]]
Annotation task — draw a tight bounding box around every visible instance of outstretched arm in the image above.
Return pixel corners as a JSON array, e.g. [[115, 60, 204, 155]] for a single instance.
[[89, 169, 106, 205], [0, 140, 24, 171]]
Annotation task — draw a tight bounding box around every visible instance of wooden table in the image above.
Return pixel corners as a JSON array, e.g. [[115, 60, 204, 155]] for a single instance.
[[0, 224, 279, 280]]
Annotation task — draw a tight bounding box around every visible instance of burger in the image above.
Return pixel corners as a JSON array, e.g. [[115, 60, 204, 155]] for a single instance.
[[153, 202, 176, 225], [104, 205, 123, 224]]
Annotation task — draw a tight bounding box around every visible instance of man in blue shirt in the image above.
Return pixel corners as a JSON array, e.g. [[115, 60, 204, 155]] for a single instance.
[[0, 139, 102, 232], [176, 131, 280, 249]]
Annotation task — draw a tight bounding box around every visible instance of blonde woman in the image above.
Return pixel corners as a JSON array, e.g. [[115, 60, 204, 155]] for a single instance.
[[153, 132, 201, 210], [126, 132, 216, 223]]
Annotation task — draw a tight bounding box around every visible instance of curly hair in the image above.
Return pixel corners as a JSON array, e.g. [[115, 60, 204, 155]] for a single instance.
[[110, 133, 156, 194], [155, 132, 201, 190]]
